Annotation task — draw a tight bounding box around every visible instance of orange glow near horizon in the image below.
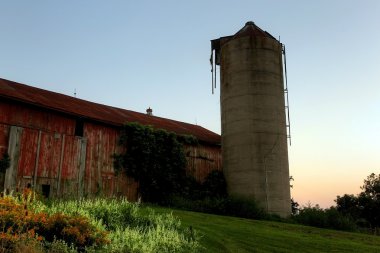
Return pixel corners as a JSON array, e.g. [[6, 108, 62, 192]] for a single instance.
[[289, 152, 378, 208]]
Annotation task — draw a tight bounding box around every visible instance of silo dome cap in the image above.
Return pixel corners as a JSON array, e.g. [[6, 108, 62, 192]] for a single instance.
[[232, 21, 276, 40]]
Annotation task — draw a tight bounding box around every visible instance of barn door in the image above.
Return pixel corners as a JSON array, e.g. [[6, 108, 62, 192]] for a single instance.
[[4, 125, 87, 198]]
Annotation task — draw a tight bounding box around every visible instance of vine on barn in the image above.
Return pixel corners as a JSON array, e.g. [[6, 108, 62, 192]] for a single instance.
[[113, 122, 190, 203]]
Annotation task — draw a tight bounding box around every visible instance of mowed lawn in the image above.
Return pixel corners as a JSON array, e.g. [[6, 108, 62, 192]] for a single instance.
[[152, 207, 380, 253]]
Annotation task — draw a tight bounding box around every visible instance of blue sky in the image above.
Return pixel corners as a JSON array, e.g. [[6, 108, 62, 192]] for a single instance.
[[1, 0, 379, 207]]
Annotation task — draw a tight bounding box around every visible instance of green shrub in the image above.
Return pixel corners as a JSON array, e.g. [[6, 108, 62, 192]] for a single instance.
[[173, 176, 202, 201], [0, 195, 109, 252], [325, 208, 357, 231], [171, 170, 227, 202], [292, 205, 357, 231], [292, 205, 326, 227], [224, 196, 268, 220], [202, 170, 227, 199], [43, 239, 77, 253], [168, 195, 269, 220], [41, 213, 109, 250], [334, 173, 380, 232]]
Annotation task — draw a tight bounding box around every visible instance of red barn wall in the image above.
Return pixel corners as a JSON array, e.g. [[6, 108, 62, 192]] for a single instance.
[[0, 100, 75, 134], [83, 122, 138, 200], [0, 99, 221, 200]]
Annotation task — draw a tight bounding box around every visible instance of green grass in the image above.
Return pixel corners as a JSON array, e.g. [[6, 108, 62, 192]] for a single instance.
[[8, 194, 380, 253], [150, 206, 380, 253]]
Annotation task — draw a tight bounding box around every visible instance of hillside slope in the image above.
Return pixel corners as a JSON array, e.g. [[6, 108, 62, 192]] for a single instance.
[[153, 207, 380, 253]]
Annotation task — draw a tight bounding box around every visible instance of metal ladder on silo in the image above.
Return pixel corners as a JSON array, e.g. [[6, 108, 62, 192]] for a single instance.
[[282, 44, 292, 146]]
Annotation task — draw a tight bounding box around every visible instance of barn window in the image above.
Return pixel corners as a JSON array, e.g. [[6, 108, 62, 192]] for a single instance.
[[75, 119, 84, 137]]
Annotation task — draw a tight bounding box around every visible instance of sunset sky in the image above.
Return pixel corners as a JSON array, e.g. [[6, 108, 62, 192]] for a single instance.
[[1, 1, 379, 207]]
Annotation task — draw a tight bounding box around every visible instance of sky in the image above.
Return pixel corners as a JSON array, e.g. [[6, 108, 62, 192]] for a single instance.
[[1, 0, 379, 208]]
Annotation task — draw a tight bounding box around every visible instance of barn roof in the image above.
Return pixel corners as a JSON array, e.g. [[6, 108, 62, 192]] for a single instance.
[[0, 78, 221, 145]]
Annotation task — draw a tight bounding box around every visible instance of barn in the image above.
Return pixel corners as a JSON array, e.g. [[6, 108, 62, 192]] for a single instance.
[[0, 78, 221, 200]]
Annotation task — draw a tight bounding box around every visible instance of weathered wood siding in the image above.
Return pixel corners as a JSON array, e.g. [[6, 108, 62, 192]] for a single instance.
[[0, 100, 75, 134], [0, 100, 138, 199], [84, 122, 138, 200], [185, 144, 222, 182], [0, 99, 221, 200]]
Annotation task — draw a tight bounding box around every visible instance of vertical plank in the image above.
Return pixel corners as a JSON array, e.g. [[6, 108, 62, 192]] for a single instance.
[[5, 126, 23, 191], [57, 134, 65, 196], [33, 130, 42, 188], [78, 138, 87, 198]]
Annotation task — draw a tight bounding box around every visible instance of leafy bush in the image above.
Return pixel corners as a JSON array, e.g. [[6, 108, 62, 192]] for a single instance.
[[224, 196, 269, 220], [41, 213, 109, 250], [0, 230, 44, 253], [336, 173, 380, 230], [202, 170, 227, 199], [0, 196, 109, 252], [165, 169, 273, 221], [292, 204, 356, 231], [176, 170, 227, 201], [178, 176, 203, 200], [168, 195, 269, 220]]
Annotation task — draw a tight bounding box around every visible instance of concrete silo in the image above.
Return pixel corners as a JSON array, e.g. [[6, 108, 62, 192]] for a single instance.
[[211, 21, 291, 217]]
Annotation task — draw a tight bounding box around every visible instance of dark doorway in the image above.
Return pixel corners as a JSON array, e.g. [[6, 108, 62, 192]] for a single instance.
[[41, 184, 51, 198]]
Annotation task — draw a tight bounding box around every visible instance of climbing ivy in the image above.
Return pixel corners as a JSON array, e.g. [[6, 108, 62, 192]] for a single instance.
[[0, 153, 10, 173], [177, 134, 198, 145], [113, 122, 191, 203]]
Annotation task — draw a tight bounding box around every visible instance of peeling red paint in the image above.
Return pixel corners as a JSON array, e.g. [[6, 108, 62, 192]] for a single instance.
[[84, 123, 119, 196], [0, 100, 75, 134], [18, 128, 38, 177]]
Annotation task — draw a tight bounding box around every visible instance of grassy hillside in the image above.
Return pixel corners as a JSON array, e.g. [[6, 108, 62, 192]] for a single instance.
[[3, 193, 379, 252], [152, 207, 380, 253]]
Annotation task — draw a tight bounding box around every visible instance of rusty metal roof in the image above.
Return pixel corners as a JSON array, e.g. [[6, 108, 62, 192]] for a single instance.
[[0, 78, 221, 145]]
